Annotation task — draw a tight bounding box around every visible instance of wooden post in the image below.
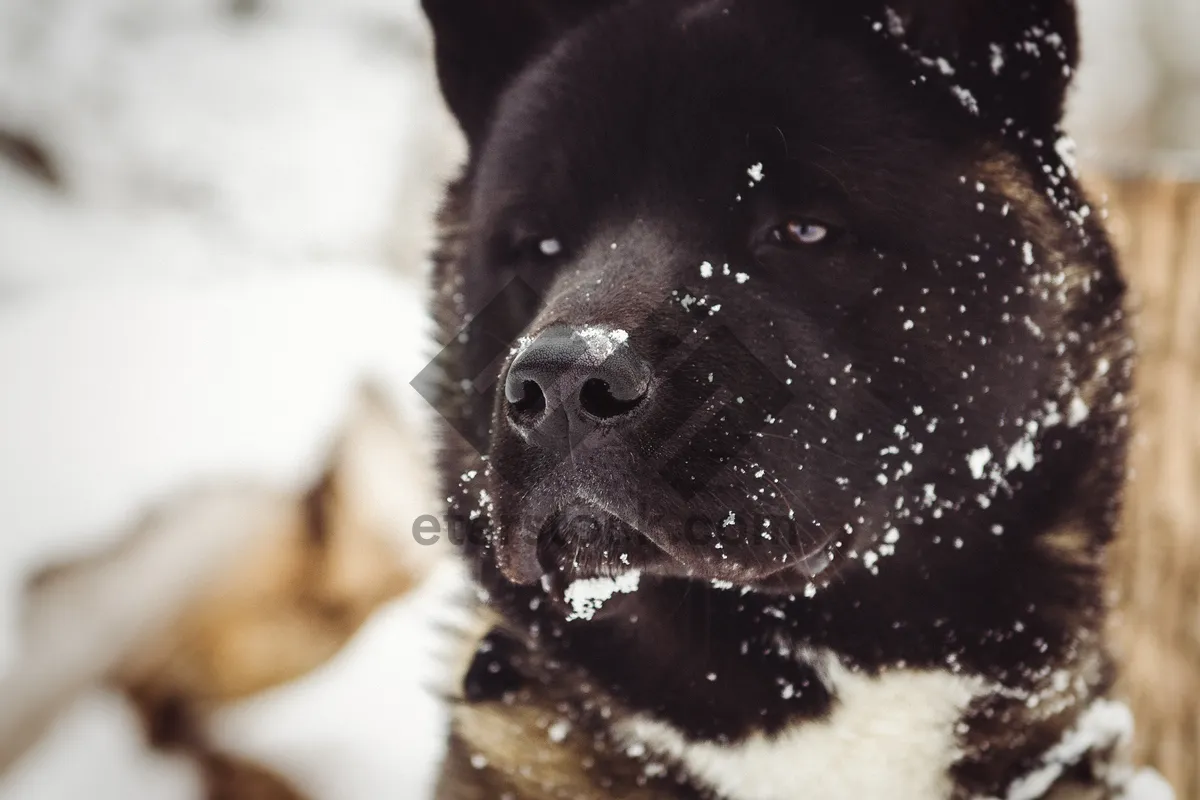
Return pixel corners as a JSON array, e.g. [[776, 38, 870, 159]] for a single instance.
[[1090, 174, 1200, 799]]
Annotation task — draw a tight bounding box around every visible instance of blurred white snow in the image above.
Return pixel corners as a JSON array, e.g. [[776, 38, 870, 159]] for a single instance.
[[207, 561, 469, 800], [0, 0, 458, 290], [0, 691, 204, 800], [1067, 0, 1200, 166], [0, 0, 461, 797]]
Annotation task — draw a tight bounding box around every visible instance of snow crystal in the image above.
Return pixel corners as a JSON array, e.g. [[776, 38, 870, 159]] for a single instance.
[[967, 447, 993, 480], [1023, 242, 1036, 266], [547, 719, 571, 743], [884, 8, 906, 37], [1122, 770, 1177, 800], [1005, 438, 1037, 473], [700, 261, 714, 279], [1068, 396, 1091, 426], [950, 85, 980, 115], [538, 238, 562, 256], [576, 326, 628, 360], [1004, 700, 1134, 800], [747, 162, 765, 183], [563, 571, 642, 622], [990, 44, 1006, 74], [1054, 135, 1079, 174], [735, 272, 750, 284]]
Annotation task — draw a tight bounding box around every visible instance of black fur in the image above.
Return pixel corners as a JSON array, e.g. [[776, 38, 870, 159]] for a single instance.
[[421, 1, 1133, 797]]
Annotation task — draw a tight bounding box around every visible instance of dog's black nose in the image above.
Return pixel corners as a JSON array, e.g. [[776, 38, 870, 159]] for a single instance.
[[505, 326, 651, 439]]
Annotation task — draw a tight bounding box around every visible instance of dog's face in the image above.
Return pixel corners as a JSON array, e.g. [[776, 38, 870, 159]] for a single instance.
[[426, 0, 1123, 611]]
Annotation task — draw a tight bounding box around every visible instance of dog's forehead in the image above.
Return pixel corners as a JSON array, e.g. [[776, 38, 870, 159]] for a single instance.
[[474, 3, 961, 218], [677, 0, 734, 24], [514, 12, 825, 131]]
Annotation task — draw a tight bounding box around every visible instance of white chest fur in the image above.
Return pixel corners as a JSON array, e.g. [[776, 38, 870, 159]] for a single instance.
[[615, 654, 982, 800]]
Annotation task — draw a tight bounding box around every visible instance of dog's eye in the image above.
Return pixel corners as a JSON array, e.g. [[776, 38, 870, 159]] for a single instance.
[[510, 235, 565, 262], [494, 226, 568, 266], [771, 220, 833, 247]]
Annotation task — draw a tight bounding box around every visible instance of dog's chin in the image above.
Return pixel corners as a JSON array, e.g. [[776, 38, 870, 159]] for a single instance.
[[492, 493, 838, 603]]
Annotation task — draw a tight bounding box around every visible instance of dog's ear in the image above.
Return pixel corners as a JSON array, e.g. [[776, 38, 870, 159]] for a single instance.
[[422, 0, 614, 145], [857, 0, 1079, 134]]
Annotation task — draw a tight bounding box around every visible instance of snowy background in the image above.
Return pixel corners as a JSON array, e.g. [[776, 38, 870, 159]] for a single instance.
[[1070, 0, 1200, 168], [0, 0, 1195, 798]]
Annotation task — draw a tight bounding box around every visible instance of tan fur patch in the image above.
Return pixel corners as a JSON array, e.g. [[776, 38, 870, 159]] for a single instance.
[[1040, 521, 1100, 568], [978, 149, 1134, 559], [977, 152, 1106, 306], [437, 617, 704, 800]]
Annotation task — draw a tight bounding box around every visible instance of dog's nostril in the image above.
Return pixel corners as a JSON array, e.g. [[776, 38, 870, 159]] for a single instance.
[[511, 379, 547, 416], [504, 326, 652, 437], [579, 377, 645, 420]]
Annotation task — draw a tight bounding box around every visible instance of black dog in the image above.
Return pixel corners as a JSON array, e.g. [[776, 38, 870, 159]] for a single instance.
[[419, 1, 1144, 797]]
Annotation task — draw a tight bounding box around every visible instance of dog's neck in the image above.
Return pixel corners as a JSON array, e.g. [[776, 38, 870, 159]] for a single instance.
[[613, 649, 984, 800], [453, 589, 1132, 800], [612, 655, 1136, 800], [458, 495, 1117, 798]]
